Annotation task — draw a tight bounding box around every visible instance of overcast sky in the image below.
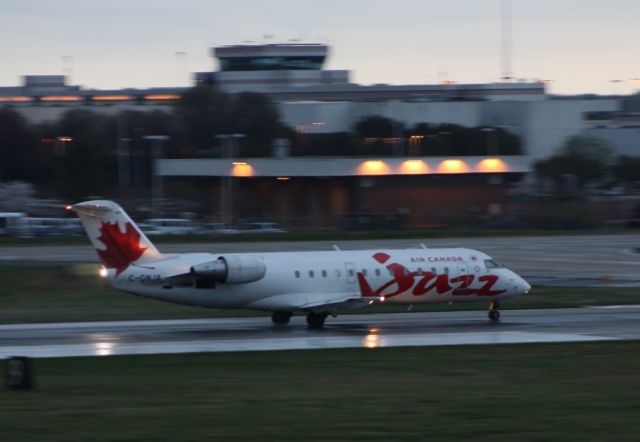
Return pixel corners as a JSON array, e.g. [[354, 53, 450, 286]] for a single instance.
[[1, 0, 639, 94]]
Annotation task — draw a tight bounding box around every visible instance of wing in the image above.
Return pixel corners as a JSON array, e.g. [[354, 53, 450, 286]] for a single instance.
[[245, 292, 369, 311]]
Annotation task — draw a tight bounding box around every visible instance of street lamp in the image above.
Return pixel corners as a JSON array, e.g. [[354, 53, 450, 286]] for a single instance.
[[54, 136, 73, 195], [144, 135, 169, 219], [481, 127, 498, 156]]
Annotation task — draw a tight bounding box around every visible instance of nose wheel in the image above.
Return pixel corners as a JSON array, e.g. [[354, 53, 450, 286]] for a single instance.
[[488, 301, 501, 322]]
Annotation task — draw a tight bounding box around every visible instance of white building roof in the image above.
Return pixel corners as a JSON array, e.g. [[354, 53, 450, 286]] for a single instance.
[[158, 155, 532, 178]]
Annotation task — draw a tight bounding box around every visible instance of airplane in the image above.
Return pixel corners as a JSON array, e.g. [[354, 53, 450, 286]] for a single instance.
[[71, 200, 531, 328]]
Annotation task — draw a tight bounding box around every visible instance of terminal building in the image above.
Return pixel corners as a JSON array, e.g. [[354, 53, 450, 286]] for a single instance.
[[1, 43, 638, 226]]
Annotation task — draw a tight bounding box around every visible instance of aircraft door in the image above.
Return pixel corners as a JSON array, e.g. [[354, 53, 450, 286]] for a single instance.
[[453, 261, 469, 288], [344, 262, 356, 285]]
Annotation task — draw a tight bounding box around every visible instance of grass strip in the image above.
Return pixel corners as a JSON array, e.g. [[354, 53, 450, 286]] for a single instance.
[[1, 342, 639, 441]]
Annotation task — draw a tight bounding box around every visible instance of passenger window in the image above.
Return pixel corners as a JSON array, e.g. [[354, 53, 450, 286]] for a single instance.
[[375, 269, 381, 276], [348, 269, 354, 277], [295, 271, 300, 278], [389, 269, 393, 276], [362, 269, 367, 276], [431, 267, 436, 274], [335, 269, 341, 277], [309, 270, 314, 278], [417, 267, 423, 275], [321, 270, 327, 278], [444, 267, 449, 274]]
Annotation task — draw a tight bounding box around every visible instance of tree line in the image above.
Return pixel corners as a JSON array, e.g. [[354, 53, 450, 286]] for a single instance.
[[535, 135, 640, 194], [0, 86, 523, 200]]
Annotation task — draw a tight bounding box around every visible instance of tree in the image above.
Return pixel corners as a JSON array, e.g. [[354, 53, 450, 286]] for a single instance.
[[0, 108, 38, 182], [535, 135, 613, 192], [611, 155, 640, 188], [174, 86, 234, 152], [54, 109, 116, 199], [0, 181, 35, 211], [175, 87, 286, 156]]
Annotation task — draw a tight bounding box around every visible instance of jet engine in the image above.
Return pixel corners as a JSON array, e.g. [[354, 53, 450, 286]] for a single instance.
[[190, 255, 266, 284]]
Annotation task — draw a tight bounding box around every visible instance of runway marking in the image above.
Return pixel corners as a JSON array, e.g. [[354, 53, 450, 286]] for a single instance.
[[0, 331, 616, 359], [586, 305, 640, 309]]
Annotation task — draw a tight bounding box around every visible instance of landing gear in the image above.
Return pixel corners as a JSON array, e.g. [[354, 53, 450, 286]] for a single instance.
[[488, 301, 501, 322], [306, 312, 328, 329], [271, 311, 292, 326]]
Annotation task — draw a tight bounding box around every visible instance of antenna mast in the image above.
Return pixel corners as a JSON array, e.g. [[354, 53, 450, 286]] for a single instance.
[[501, 0, 513, 81]]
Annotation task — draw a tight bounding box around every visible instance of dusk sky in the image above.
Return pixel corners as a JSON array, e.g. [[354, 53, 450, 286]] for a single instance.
[[2, 0, 639, 95]]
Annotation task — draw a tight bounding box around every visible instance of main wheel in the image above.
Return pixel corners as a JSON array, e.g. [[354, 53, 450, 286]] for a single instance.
[[488, 310, 501, 321], [272, 311, 292, 326], [306, 312, 327, 328]]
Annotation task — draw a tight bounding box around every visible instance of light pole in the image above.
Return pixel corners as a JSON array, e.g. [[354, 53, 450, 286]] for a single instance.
[[54, 136, 73, 195], [216, 134, 245, 225], [481, 127, 498, 156], [144, 135, 169, 219]]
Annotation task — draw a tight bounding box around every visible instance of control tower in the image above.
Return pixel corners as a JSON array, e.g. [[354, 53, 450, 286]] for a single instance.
[[215, 43, 328, 71], [196, 43, 350, 93]]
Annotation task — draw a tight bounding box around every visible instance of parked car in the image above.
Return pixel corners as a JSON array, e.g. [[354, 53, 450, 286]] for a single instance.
[[144, 218, 196, 235], [238, 222, 287, 234], [197, 222, 239, 235], [0, 212, 27, 236]]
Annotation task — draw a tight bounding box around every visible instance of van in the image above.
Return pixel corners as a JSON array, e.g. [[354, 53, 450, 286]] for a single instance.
[[0, 212, 27, 236]]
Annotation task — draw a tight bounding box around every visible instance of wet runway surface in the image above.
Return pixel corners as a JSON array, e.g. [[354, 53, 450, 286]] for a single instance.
[[3, 234, 640, 286], [1, 307, 639, 359]]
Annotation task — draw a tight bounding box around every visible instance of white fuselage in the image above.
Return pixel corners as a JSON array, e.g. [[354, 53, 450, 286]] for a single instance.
[[108, 247, 530, 312]]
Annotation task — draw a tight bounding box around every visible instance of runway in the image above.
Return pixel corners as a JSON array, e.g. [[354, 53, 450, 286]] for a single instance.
[[3, 234, 640, 286], [1, 307, 639, 359]]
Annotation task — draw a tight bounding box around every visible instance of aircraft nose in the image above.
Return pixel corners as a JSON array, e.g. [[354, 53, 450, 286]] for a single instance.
[[520, 277, 531, 294]]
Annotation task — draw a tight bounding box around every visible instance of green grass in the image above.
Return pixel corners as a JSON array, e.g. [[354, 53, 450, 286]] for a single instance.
[[1, 265, 639, 324], [2, 342, 640, 441]]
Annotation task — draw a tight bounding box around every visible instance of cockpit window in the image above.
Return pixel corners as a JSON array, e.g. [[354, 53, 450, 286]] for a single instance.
[[484, 259, 503, 269]]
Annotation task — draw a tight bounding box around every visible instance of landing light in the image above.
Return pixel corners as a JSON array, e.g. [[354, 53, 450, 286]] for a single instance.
[[379, 296, 386, 302], [99, 267, 108, 278]]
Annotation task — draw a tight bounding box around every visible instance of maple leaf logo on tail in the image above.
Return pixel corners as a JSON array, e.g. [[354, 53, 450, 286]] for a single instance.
[[96, 221, 148, 275]]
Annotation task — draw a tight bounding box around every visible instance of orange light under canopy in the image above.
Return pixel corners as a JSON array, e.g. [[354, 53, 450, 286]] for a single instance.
[[357, 160, 390, 175], [144, 94, 180, 100], [0, 96, 33, 102], [40, 96, 82, 102], [437, 159, 469, 174], [91, 95, 132, 101], [477, 158, 508, 173], [231, 163, 254, 177], [399, 159, 429, 174]]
